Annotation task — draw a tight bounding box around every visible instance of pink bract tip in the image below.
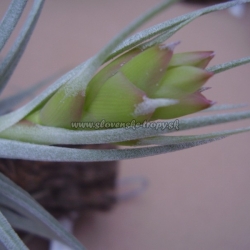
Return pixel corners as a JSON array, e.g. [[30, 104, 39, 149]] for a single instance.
[[160, 41, 181, 51]]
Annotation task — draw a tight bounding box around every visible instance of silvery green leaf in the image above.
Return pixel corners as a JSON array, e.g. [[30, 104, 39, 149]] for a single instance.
[[1, 111, 250, 145], [202, 104, 247, 112], [0, 0, 27, 51], [0, 209, 28, 250], [207, 56, 250, 74], [109, 0, 250, 60], [0, 0, 45, 95], [179, 111, 250, 130], [0, 206, 59, 241], [0, 137, 224, 161], [140, 16, 196, 50], [136, 127, 250, 145], [0, 174, 86, 250]]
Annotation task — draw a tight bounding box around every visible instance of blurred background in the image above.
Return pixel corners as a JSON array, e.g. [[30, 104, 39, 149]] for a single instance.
[[1, 1, 250, 249]]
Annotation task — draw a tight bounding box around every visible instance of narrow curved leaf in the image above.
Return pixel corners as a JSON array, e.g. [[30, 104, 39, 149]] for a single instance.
[[136, 127, 250, 145], [0, 209, 28, 250], [0, 0, 27, 51], [109, 0, 250, 60], [207, 56, 250, 74], [140, 15, 196, 50], [202, 104, 247, 112], [0, 206, 60, 241], [0, 0, 45, 95], [0, 174, 86, 250], [0, 111, 250, 145], [0, 137, 224, 161], [179, 111, 250, 130]]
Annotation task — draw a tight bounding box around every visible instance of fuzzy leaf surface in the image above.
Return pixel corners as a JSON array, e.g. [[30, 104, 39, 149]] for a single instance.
[[0, 209, 28, 250], [0, 174, 86, 250], [0, 0, 27, 51], [0, 0, 45, 94]]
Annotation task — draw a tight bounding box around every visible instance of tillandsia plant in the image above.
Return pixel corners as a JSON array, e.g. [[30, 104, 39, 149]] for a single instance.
[[0, 0, 250, 249]]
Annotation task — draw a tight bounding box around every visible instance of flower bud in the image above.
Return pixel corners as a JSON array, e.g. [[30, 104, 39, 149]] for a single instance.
[[25, 43, 215, 129]]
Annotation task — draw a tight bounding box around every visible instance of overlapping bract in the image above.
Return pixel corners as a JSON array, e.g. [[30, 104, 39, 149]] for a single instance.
[[26, 44, 214, 129]]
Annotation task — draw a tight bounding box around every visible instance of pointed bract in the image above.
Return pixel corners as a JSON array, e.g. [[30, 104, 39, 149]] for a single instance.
[[82, 72, 149, 125], [39, 86, 85, 128], [168, 51, 215, 69], [84, 48, 142, 110], [120, 45, 173, 96], [151, 92, 213, 120], [153, 66, 213, 99]]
